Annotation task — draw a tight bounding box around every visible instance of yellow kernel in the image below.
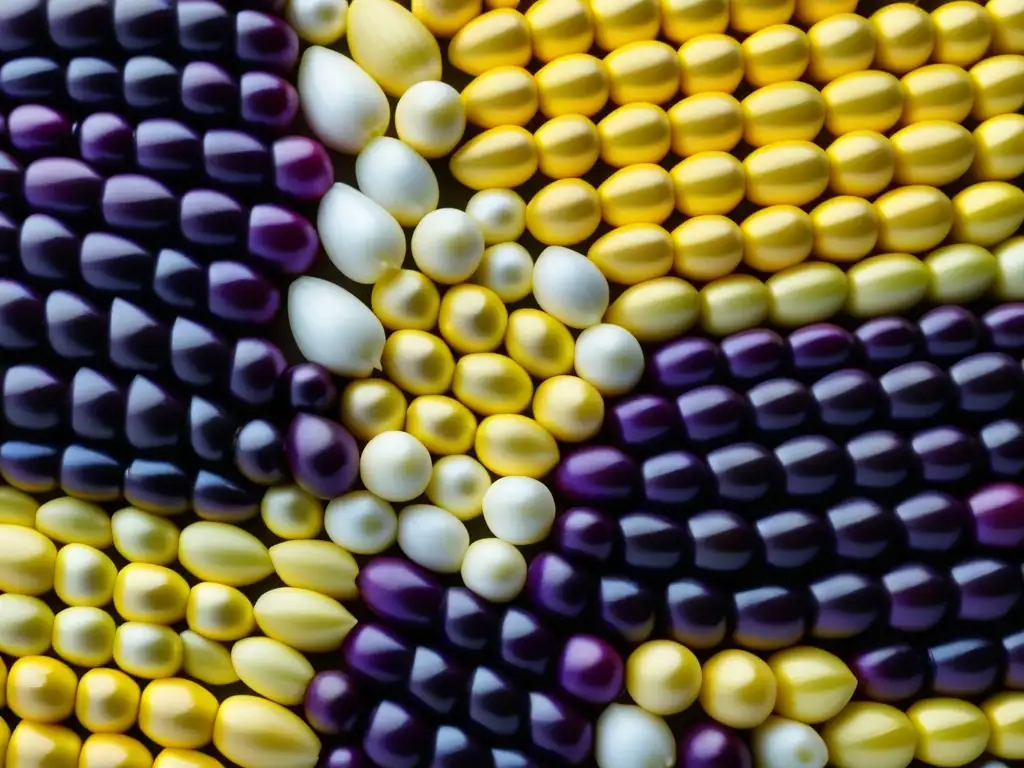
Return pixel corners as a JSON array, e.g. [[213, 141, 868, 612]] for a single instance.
[[823, 702, 918, 768], [179, 631, 238, 688], [268, 540, 360, 600], [535, 54, 609, 118], [7, 656, 78, 723], [113, 623, 183, 680], [971, 54, 1024, 121], [7, 722, 81, 768], [606, 276, 700, 342], [253, 588, 358, 653], [742, 24, 809, 87], [806, 13, 875, 83], [406, 395, 479, 455], [983, 692, 1024, 760], [678, 33, 743, 95], [811, 196, 879, 263], [907, 698, 990, 767], [871, 3, 935, 75], [381, 329, 456, 397], [995, 236, 1024, 300], [177, 522, 273, 587], [371, 269, 441, 333], [605, 40, 680, 105], [766, 262, 848, 328], [534, 114, 600, 179], [952, 180, 1024, 247], [667, 92, 743, 157], [0, 485, 39, 527], [875, 185, 954, 253], [597, 164, 674, 227], [524, 0, 594, 62], [742, 82, 825, 148], [744, 140, 828, 208], [504, 308, 575, 379], [0, 524, 56, 596], [598, 103, 671, 167], [259, 486, 322, 540], [438, 284, 508, 354], [794, 0, 855, 26], [475, 414, 560, 478], [892, 120, 975, 187], [75, 668, 141, 734], [822, 70, 905, 136], [532, 375, 605, 443], [730, 0, 794, 34], [463, 66, 538, 128], [111, 508, 180, 565], [153, 749, 225, 768], [114, 563, 190, 625], [901, 63, 975, 125], [924, 244, 998, 304], [448, 9, 532, 76], [700, 275, 770, 336], [80, 734, 153, 768], [139, 678, 218, 750], [453, 353, 534, 416], [54, 543, 116, 608], [972, 114, 1024, 181], [827, 130, 895, 198], [768, 646, 857, 724], [426, 455, 492, 521], [52, 606, 116, 669], [411, 0, 481, 36], [627, 640, 702, 716], [186, 582, 255, 643], [932, 1, 992, 68], [588, 223, 673, 285], [230, 637, 315, 707], [671, 215, 744, 282], [35, 497, 112, 548], [742, 205, 813, 273], [213, 696, 320, 768], [339, 379, 408, 442], [0, 594, 53, 657], [846, 253, 929, 318], [670, 151, 745, 216], [990, 0, 1024, 54], [590, 0, 659, 50], [700, 649, 777, 730], [660, 0, 728, 44], [526, 178, 601, 246]]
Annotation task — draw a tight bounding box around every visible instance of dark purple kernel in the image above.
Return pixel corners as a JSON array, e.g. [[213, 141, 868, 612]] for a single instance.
[[208, 261, 280, 325], [240, 70, 299, 129], [499, 607, 555, 677], [527, 691, 592, 766], [363, 701, 430, 768], [969, 483, 1024, 549], [170, 317, 229, 388], [642, 450, 706, 505], [1003, 630, 1024, 689], [123, 56, 178, 110], [135, 119, 202, 173], [0, 214, 17, 265], [732, 585, 805, 651], [324, 748, 370, 768], [113, 0, 173, 49], [273, 135, 334, 200], [788, 323, 855, 373], [3, 365, 63, 431], [721, 328, 786, 381], [59, 444, 122, 501], [1, 57, 61, 101], [8, 104, 71, 154], [246, 203, 318, 274], [746, 378, 812, 433], [279, 363, 337, 414], [192, 469, 259, 522], [442, 586, 499, 652], [609, 394, 677, 450], [928, 637, 1001, 696], [827, 498, 897, 561], [408, 645, 465, 716], [285, 413, 359, 499], [677, 385, 747, 443], [109, 299, 168, 373], [233, 419, 285, 485], [124, 376, 182, 450], [984, 303, 1024, 352], [25, 157, 101, 216], [556, 634, 623, 705], [812, 368, 881, 427], [757, 509, 825, 569], [181, 61, 237, 117], [48, 0, 111, 49], [554, 507, 616, 564], [45, 289, 103, 359], [0, 441, 58, 493], [492, 751, 537, 768], [688, 510, 754, 571], [70, 369, 123, 442], [677, 722, 752, 768], [920, 305, 983, 359], [229, 338, 286, 406], [66, 57, 120, 106], [951, 558, 1022, 622], [846, 430, 916, 490], [81, 232, 152, 292], [527, 552, 591, 620], [102, 174, 177, 231], [19, 213, 79, 281], [556, 445, 637, 502], [78, 113, 133, 169], [204, 130, 269, 187], [810, 572, 883, 639], [707, 442, 779, 502], [0, 0, 44, 53], [0, 281, 44, 351], [648, 336, 720, 392], [851, 643, 927, 702], [180, 189, 244, 247], [153, 249, 203, 310], [619, 511, 687, 572], [0, 151, 21, 201], [235, 10, 299, 71], [358, 557, 443, 629], [188, 397, 236, 462], [883, 564, 948, 632], [775, 434, 846, 496], [177, 0, 231, 53], [896, 491, 968, 553], [879, 361, 950, 422], [304, 669, 361, 735], [912, 426, 979, 484], [598, 575, 654, 645], [665, 579, 728, 649], [342, 623, 414, 686], [950, 351, 1023, 413], [468, 667, 525, 738], [429, 725, 492, 768], [122, 458, 190, 515], [981, 419, 1024, 478], [856, 315, 920, 368]]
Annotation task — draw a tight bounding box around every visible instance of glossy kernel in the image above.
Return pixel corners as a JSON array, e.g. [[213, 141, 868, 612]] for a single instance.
[[827, 131, 895, 198], [450, 126, 538, 190], [807, 13, 876, 83], [463, 67, 538, 128], [371, 270, 441, 333], [339, 380, 408, 442], [438, 284, 508, 354], [75, 668, 141, 734], [932, 2, 993, 68], [7, 722, 81, 768], [670, 151, 745, 216], [80, 734, 153, 768], [823, 702, 919, 768], [951, 181, 1024, 247], [533, 376, 605, 443], [672, 215, 744, 281], [139, 678, 218, 750], [406, 395, 479, 455], [505, 308, 575, 379], [742, 82, 825, 148], [744, 141, 829, 208], [892, 121, 975, 187], [661, 0, 728, 43], [381, 329, 456, 397], [607, 276, 701, 341], [972, 114, 1024, 181], [767, 262, 848, 328], [598, 103, 671, 167], [0, 524, 56, 596], [590, 0, 659, 50], [700, 649, 777, 729], [907, 698, 990, 767], [901, 64, 975, 125], [53, 606, 116, 669], [823, 70, 905, 136], [605, 41, 680, 105], [213, 695, 320, 768], [526, 178, 602, 246], [700, 275, 770, 336], [768, 647, 857, 725], [678, 34, 743, 95], [449, 10, 532, 76], [875, 185, 953, 254], [475, 414, 560, 478], [453, 353, 534, 416], [525, 0, 595, 62], [113, 622, 183, 680], [626, 640, 702, 716], [597, 164, 674, 227], [668, 93, 743, 157], [186, 582, 255, 642], [114, 563, 190, 625], [742, 205, 814, 273], [743, 24, 809, 87], [589, 224, 674, 285], [535, 54, 609, 118], [811, 196, 879, 263], [535, 114, 601, 179], [871, 3, 935, 75], [7, 656, 78, 723]]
